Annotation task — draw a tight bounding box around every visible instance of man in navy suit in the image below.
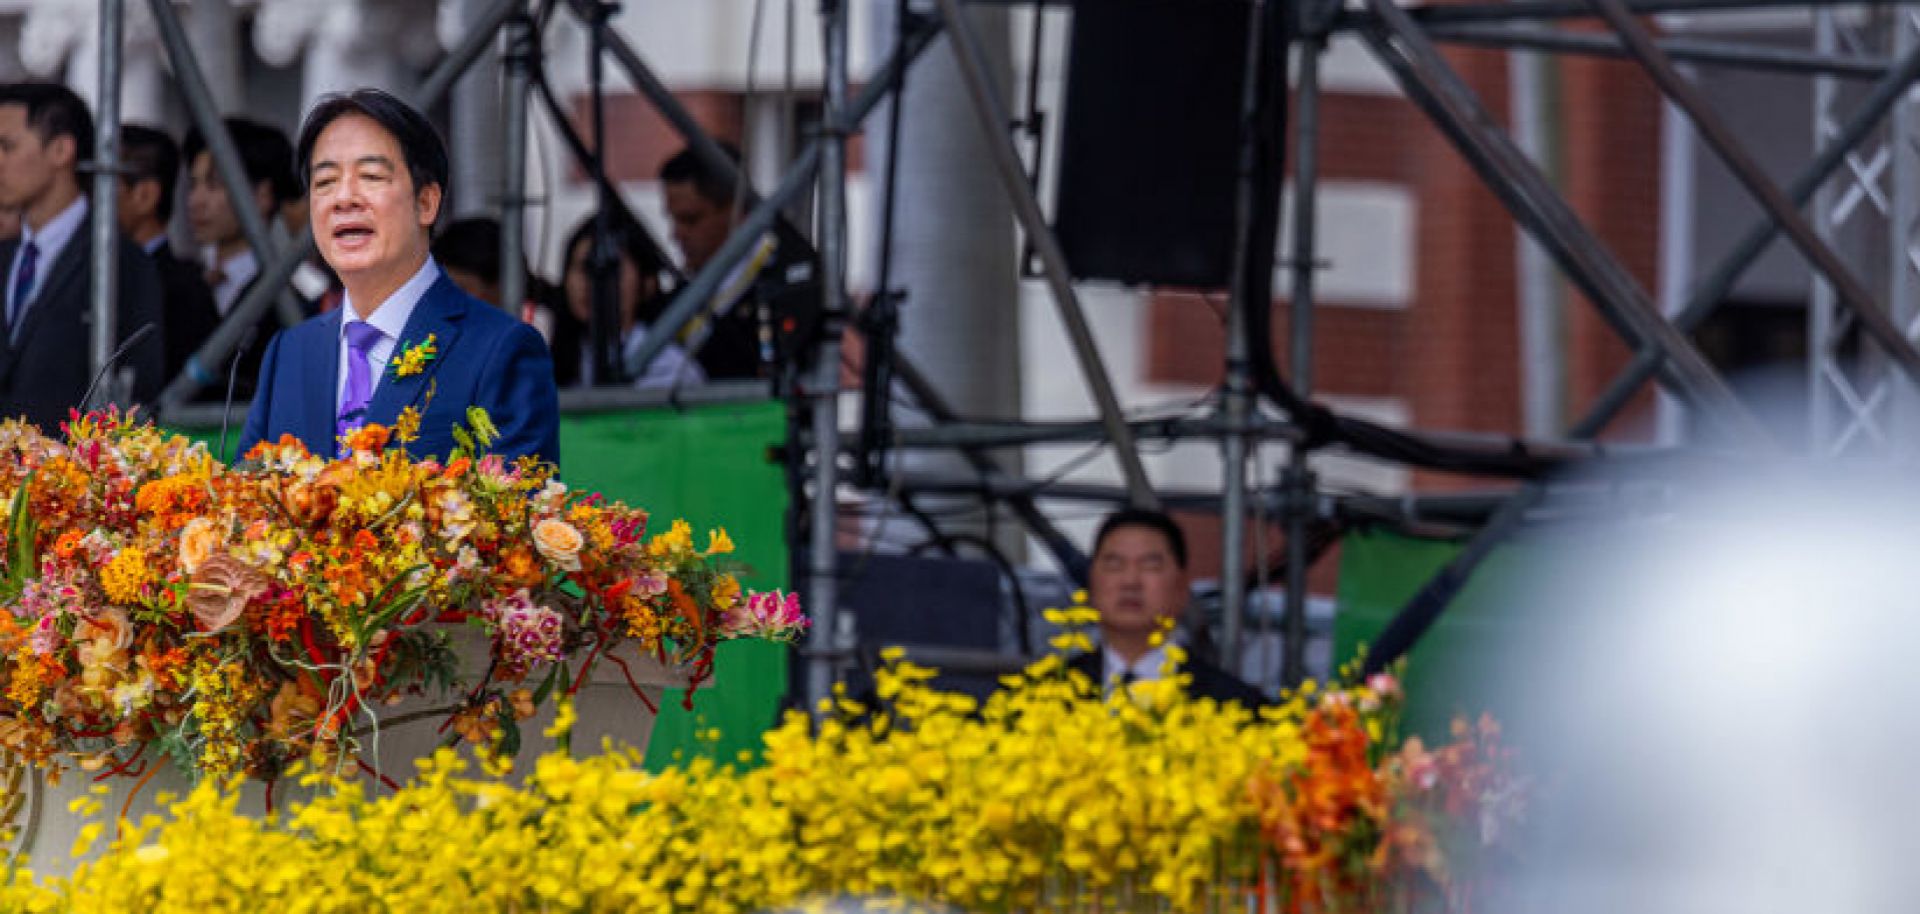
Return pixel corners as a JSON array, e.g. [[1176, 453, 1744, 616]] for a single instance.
[[1067, 509, 1269, 710], [0, 83, 164, 432], [236, 89, 558, 466]]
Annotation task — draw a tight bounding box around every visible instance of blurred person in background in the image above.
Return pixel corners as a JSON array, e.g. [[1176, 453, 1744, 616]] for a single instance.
[[560, 210, 702, 391], [430, 216, 568, 353], [0, 82, 163, 431], [119, 124, 220, 394], [1070, 508, 1268, 710], [183, 118, 301, 396], [659, 144, 816, 381]]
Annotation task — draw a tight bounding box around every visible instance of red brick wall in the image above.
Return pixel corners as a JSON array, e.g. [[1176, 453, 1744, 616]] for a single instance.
[[1559, 48, 1664, 438], [567, 89, 863, 185], [1141, 43, 1665, 588], [569, 91, 744, 183]]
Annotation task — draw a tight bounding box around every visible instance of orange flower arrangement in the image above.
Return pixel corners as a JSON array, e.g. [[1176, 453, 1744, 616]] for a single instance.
[[0, 407, 806, 782]]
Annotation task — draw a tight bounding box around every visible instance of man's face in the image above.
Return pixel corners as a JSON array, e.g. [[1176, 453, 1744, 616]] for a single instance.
[[116, 176, 158, 235], [1088, 526, 1190, 639], [664, 180, 730, 273], [307, 112, 440, 288], [185, 152, 244, 248], [0, 106, 66, 212]]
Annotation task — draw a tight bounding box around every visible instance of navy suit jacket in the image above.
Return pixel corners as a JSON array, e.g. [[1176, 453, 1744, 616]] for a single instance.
[[0, 225, 165, 432], [235, 272, 559, 466]]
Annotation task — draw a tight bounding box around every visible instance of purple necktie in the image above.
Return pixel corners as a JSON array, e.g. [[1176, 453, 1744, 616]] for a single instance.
[[8, 240, 37, 337], [336, 320, 385, 445]]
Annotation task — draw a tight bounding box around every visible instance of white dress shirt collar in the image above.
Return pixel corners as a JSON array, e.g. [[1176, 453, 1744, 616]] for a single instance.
[[19, 195, 88, 274], [336, 256, 443, 413]]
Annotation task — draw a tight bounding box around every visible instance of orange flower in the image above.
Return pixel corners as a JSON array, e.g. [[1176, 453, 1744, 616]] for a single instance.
[[75, 606, 133, 651], [340, 424, 392, 455], [500, 547, 543, 587], [177, 516, 221, 574]]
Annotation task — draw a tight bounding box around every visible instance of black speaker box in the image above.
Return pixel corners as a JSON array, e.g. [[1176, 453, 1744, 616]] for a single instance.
[[1053, 0, 1263, 289]]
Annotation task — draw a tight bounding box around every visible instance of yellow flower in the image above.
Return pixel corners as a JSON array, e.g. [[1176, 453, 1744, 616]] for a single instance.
[[649, 519, 694, 558], [390, 333, 438, 379], [705, 527, 734, 556], [100, 547, 154, 605]]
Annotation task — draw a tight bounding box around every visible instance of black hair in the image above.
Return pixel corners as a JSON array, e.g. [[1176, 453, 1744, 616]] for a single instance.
[[0, 82, 93, 165], [1092, 508, 1189, 570], [564, 210, 666, 284], [433, 216, 510, 286], [295, 88, 449, 202], [657, 142, 743, 206], [119, 124, 180, 221], [184, 118, 298, 208]]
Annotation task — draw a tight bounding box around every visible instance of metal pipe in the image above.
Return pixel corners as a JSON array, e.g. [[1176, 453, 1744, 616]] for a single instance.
[[1586, 0, 1920, 388], [1513, 44, 1566, 438], [87, 0, 125, 410], [1429, 23, 1892, 79], [1576, 38, 1920, 437], [806, 0, 852, 716], [932, 0, 1160, 510], [889, 415, 1296, 450], [498, 6, 534, 316], [626, 12, 945, 378], [1354, 2, 1772, 448], [889, 355, 1090, 581], [157, 0, 516, 412], [1282, 35, 1325, 688], [1338, 0, 1905, 29], [582, 0, 803, 241], [145, 0, 301, 331], [1217, 1, 1265, 673]]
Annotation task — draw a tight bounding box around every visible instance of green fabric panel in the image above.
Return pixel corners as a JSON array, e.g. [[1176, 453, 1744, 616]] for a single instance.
[[555, 404, 790, 771], [1332, 528, 1534, 743], [172, 399, 792, 772]]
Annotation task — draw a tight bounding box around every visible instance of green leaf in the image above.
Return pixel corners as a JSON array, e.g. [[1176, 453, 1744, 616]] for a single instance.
[[0, 472, 37, 603], [495, 704, 521, 759], [529, 663, 561, 709]]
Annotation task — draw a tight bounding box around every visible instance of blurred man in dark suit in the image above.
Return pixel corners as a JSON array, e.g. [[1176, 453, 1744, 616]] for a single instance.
[[1068, 509, 1268, 710], [119, 124, 219, 395], [0, 83, 163, 431]]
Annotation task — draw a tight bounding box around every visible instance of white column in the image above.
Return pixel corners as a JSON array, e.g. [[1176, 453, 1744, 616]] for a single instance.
[[300, 11, 406, 111], [184, 0, 245, 114], [447, 0, 504, 219], [866, 0, 1024, 552]]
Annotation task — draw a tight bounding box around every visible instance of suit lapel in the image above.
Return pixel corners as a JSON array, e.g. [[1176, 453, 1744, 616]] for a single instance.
[[0, 241, 18, 382], [365, 276, 466, 429], [305, 309, 342, 457], [9, 230, 88, 354]]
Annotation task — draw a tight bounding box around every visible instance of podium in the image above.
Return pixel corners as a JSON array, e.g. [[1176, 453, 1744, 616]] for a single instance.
[[12, 632, 695, 875]]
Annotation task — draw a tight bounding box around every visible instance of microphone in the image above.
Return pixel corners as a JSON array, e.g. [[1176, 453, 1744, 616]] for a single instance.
[[217, 325, 260, 463], [78, 322, 157, 415]]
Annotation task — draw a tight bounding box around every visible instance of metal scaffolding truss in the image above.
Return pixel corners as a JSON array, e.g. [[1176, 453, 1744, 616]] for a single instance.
[[1811, 5, 1920, 457], [69, 0, 1920, 707]]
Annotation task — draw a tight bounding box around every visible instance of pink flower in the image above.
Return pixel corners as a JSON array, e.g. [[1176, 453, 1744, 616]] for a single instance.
[[188, 555, 270, 633], [724, 590, 808, 642], [482, 589, 566, 675]]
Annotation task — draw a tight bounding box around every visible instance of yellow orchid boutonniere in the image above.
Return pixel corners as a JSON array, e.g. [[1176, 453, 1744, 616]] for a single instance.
[[390, 334, 438, 379]]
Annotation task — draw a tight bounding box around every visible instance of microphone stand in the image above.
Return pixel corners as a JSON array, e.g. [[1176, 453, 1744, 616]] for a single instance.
[[79, 322, 156, 414], [218, 326, 259, 461]]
